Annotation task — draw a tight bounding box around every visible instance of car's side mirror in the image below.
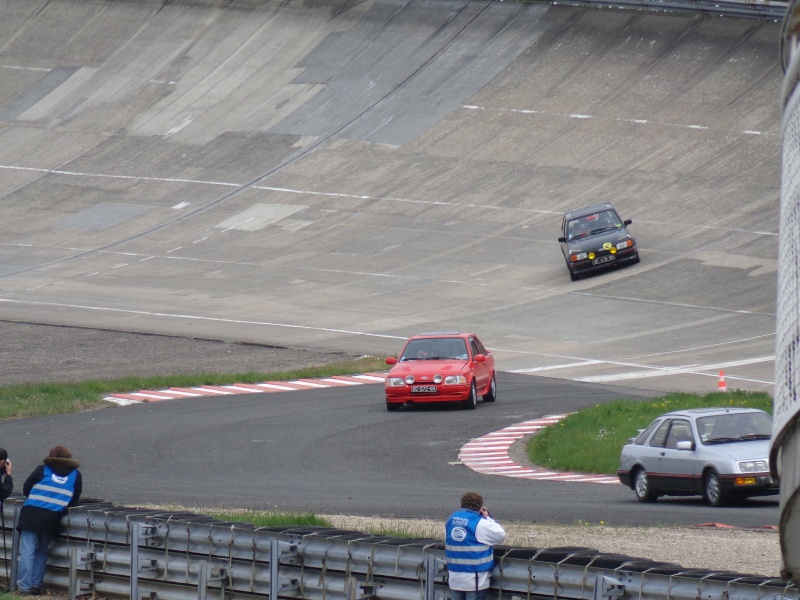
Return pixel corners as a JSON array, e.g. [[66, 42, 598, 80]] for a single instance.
[[676, 440, 694, 451], [474, 354, 486, 363], [624, 219, 632, 226], [386, 357, 397, 365], [558, 236, 567, 243]]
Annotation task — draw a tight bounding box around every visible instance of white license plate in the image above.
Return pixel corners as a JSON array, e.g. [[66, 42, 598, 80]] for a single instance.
[[411, 385, 437, 393], [592, 255, 615, 265]]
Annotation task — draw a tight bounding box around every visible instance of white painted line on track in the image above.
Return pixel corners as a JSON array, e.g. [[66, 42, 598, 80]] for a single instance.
[[255, 383, 300, 391], [352, 375, 387, 381], [577, 356, 775, 384], [0, 298, 408, 341], [321, 378, 361, 385], [286, 381, 329, 388], [461, 104, 780, 138], [511, 360, 603, 373]]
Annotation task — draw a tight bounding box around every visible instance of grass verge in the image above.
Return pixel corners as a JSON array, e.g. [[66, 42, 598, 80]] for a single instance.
[[527, 390, 773, 475], [0, 355, 387, 421]]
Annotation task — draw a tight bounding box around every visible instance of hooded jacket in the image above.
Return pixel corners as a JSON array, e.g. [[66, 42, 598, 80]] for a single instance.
[[17, 456, 82, 535]]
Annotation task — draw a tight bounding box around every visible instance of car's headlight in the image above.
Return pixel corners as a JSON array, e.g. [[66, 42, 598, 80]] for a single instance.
[[616, 239, 633, 250], [386, 377, 406, 387], [405, 375, 415, 385], [571, 252, 587, 262], [444, 375, 467, 385], [737, 459, 769, 473]]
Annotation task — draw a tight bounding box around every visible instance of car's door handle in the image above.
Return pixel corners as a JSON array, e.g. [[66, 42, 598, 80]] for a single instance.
[[660, 452, 666, 456]]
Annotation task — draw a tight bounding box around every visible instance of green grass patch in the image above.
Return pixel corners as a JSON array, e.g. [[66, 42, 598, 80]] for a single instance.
[[527, 390, 773, 475], [195, 509, 433, 538], [0, 355, 387, 421], [207, 510, 333, 528]]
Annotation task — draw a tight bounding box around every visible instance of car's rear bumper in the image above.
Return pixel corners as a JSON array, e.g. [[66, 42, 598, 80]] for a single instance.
[[617, 469, 632, 488]]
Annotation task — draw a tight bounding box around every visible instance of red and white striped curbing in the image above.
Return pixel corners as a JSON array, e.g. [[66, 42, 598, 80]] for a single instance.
[[459, 415, 621, 484], [103, 373, 388, 405]]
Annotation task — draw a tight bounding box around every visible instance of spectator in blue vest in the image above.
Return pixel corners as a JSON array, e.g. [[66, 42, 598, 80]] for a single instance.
[[16, 445, 82, 596], [445, 491, 506, 600], [0, 448, 13, 500]]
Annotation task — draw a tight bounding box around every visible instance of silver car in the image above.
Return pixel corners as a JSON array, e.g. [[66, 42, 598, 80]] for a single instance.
[[617, 407, 778, 506]]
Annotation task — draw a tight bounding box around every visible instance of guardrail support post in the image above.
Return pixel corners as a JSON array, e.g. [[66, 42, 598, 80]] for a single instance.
[[270, 537, 279, 599], [593, 574, 625, 600], [131, 521, 159, 600], [68, 546, 97, 600], [425, 554, 442, 600], [197, 560, 227, 600], [9, 504, 19, 592]]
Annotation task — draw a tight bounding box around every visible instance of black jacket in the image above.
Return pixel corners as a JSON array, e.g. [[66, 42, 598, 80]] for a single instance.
[[0, 468, 12, 501], [17, 456, 82, 535]]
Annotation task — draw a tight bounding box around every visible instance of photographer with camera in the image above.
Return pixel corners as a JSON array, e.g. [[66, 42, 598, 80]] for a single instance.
[[16, 445, 82, 596], [445, 492, 505, 600], [0, 449, 12, 500]]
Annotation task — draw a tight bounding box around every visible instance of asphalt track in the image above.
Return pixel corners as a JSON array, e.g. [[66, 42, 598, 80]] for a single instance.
[[0, 372, 780, 527], [0, 0, 783, 526]]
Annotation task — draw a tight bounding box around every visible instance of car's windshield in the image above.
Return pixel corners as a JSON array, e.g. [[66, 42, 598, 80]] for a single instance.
[[567, 210, 622, 240], [400, 338, 468, 361], [697, 412, 773, 445]]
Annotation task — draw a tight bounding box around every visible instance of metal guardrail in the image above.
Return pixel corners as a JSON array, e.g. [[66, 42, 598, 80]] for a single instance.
[[545, 0, 789, 20], [0, 497, 797, 600]]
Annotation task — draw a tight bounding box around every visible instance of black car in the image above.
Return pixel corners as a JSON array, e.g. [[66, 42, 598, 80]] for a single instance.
[[557, 203, 639, 281]]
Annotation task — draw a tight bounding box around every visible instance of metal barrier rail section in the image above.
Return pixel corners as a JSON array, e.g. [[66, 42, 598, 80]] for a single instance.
[[775, 0, 800, 587], [0, 498, 796, 600], [550, 0, 788, 19]]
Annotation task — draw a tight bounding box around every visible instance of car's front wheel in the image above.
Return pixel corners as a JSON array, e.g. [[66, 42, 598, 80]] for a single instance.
[[634, 468, 656, 502], [386, 401, 400, 412], [463, 381, 477, 410], [703, 470, 726, 506], [569, 269, 580, 281], [483, 374, 497, 403]]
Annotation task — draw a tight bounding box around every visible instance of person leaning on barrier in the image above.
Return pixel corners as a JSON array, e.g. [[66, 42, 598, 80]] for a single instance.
[[0, 448, 13, 500], [445, 491, 506, 600], [16, 445, 82, 596]]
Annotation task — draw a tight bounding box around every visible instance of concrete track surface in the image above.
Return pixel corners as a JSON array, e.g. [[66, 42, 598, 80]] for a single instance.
[[0, 0, 782, 395]]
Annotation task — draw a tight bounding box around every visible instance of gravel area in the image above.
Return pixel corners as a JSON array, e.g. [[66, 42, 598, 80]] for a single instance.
[[1, 321, 785, 579], [322, 516, 783, 577], [0, 320, 361, 385]]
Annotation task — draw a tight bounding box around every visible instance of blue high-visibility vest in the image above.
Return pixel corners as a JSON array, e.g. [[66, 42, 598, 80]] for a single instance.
[[445, 509, 493, 573], [23, 465, 77, 512]]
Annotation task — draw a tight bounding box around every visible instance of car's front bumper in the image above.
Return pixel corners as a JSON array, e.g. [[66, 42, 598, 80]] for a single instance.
[[385, 385, 471, 405], [570, 246, 638, 276], [719, 473, 779, 497]]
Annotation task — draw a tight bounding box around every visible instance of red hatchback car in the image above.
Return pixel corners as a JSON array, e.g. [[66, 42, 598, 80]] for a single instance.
[[384, 332, 496, 411]]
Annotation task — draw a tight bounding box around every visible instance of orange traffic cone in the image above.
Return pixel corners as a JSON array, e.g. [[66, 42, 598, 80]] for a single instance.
[[718, 370, 727, 392]]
